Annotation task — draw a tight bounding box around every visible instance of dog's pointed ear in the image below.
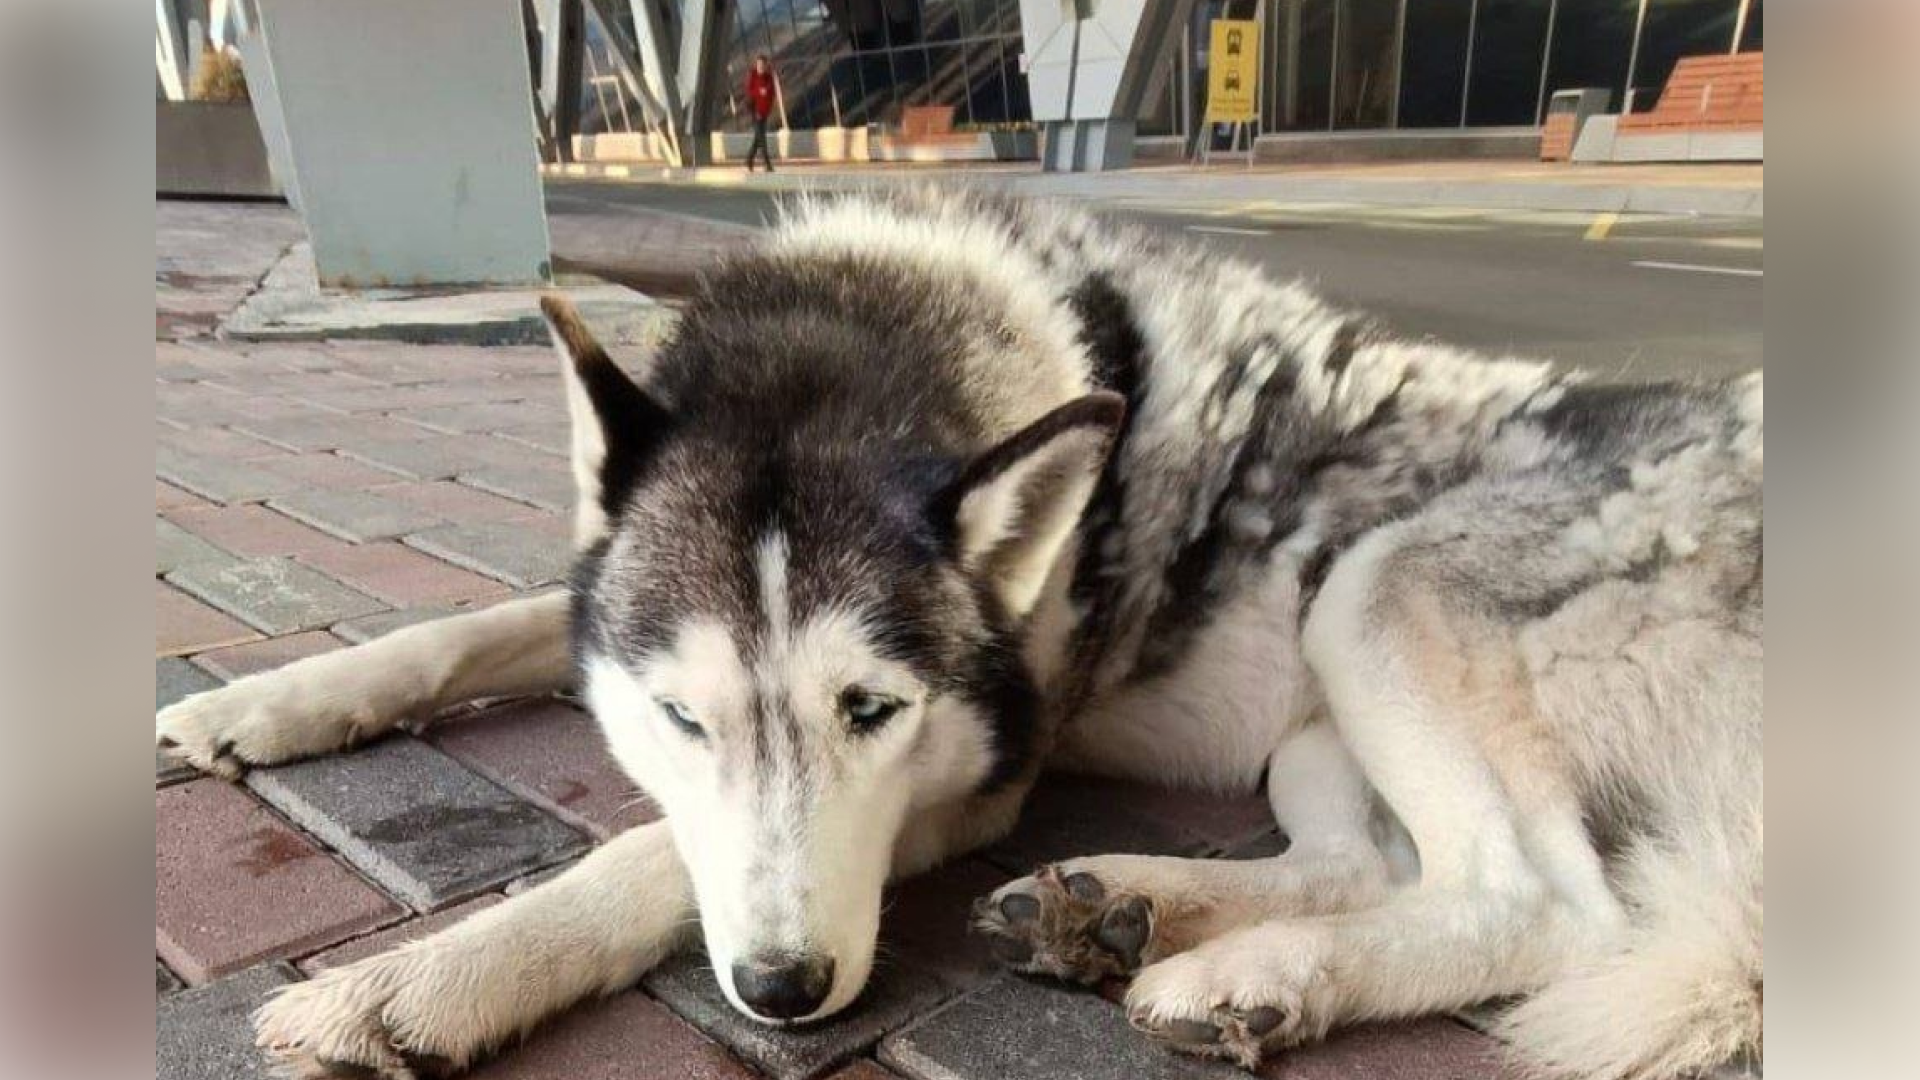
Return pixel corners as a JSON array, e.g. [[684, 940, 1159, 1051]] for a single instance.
[[932, 393, 1125, 619], [541, 295, 672, 547]]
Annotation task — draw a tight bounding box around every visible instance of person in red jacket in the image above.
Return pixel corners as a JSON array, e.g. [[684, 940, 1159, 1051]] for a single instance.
[[744, 54, 778, 173]]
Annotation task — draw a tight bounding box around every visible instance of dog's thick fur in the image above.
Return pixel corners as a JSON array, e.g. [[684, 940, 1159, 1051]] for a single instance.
[[158, 190, 1762, 1079]]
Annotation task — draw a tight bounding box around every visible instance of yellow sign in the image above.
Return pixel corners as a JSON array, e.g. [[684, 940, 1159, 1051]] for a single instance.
[[1205, 19, 1260, 124]]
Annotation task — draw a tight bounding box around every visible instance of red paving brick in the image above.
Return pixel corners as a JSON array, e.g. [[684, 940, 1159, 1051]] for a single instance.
[[191, 630, 344, 680], [468, 992, 756, 1079], [1257, 1019, 1504, 1080], [432, 699, 657, 840], [163, 504, 351, 559], [156, 582, 261, 657], [299, 542, 515, 607], [298, 894, 503, 973], [156, 779, 402, 984], [156, 481, 212, 513], [371, 480, 553, 522]]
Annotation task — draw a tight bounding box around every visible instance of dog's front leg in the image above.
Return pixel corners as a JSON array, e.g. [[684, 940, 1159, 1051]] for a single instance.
[[158, 591, 571, 777], [255, 820, 693, 1079]]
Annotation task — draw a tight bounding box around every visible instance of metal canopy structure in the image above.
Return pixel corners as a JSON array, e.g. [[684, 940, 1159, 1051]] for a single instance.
[[156, 0, 1228, 181]]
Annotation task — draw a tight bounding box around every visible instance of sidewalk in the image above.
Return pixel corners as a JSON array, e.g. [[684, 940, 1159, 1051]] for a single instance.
[[545, 158, 1764, 217], [155, 199, 1503, 1080]]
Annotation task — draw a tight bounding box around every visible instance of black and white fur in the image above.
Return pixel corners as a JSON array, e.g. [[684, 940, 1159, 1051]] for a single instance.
[[158, 190, 1763, 1080]]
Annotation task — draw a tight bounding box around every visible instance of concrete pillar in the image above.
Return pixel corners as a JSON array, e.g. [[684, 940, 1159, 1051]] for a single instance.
[[251, 0, 551, 286], [1022, 0, 1196, 171]]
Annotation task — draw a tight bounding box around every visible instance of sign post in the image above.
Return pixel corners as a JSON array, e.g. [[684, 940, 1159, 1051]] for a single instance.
[[1201, 18, 1260, 168]]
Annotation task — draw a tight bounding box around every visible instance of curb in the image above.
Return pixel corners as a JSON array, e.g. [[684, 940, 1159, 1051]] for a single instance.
[[541, 161, 1763, 219]]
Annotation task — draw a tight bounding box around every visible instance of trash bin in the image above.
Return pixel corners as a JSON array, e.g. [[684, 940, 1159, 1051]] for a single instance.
[[1541, 88, 1612, 161]]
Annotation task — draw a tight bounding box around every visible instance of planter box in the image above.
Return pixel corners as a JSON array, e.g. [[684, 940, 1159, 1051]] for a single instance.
[[870, 131, 1037, 163], [156, 101, 282, 199], [710, 127, 871, 164], [984, 131, 1039, 161]]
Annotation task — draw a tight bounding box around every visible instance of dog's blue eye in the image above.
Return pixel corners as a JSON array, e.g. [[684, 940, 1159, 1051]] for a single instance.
[[842, 690, 903, 731], [658, 699, 704, 739]]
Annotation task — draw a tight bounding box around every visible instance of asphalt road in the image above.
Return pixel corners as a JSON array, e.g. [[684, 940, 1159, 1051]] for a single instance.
[[545, 179, 1762, 382]]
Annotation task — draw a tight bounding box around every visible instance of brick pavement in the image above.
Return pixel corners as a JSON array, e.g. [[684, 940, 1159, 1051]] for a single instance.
[[155, 201, 1505, 1079]]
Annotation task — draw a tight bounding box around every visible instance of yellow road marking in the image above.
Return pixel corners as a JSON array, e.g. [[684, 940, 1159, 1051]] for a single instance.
[[1584, 212, 1620, 241]]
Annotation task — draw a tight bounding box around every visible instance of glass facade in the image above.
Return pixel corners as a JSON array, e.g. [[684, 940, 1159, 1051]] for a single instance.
[[573, 0, 1764, 142], [1230, 0, 1762, 136], [719, 0, 1029, 131]]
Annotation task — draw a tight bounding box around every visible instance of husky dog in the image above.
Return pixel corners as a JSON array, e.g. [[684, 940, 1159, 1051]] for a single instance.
[[157, 190, 1762, 1080]]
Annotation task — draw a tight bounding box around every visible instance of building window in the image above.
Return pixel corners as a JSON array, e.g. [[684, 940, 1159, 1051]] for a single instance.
[[1270, 0, 1336, 131], [1629, 0, 1744, 111], [1333, 0, 1401, 129], [1543, 0, 1640, 114], [1466, 0, 1555, 126], [1398, 0, 1472, 128], [724, 0, 1027, 130], [1737, 0, 1762, 51]]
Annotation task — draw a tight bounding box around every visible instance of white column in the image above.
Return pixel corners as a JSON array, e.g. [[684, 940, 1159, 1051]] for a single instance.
[[252, 0, 551, 286]]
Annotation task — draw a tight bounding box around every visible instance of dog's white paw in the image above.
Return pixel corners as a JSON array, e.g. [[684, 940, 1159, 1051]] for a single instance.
[[254, 949, 482, 1080], [1123, 929, 1330, 1070], [156, 662, 418, 778]]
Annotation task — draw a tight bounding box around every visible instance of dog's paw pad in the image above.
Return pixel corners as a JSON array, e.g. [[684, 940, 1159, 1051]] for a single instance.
[[971, 865, 1159, 983], [1092, 895, 1152, 968], [1129, 1000, 1299, 1069]]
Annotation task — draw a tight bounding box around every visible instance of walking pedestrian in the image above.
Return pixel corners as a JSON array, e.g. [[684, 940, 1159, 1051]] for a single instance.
[[745, 54, 778, 173]]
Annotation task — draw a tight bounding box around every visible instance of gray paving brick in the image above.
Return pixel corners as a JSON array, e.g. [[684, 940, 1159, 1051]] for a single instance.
[[459, 463, 576, 512], [156, 518, 237, 577], [246, 736, 589, 911], [406, 521, 572, 588], [394, 401, 564, 434], [1251, 1019, 1505, 1079], [169, 557, 389, 635], [157, 659, 222, 783], [232, 413, 433, 453], [648, 950, 953, 1080], [300, 380, 527, 413], [331, 604, 465, 643], [267, 487, 448, 542], [158, 657, 223, 710], [158, 961, 184, 996], [502, 856, 580, 895], [493, 421, 573, 455], [337, 434, 534, 480], [156, 962, 297, 1080], [156, 448, 308, 505], [880, 976, 1239, 1080]]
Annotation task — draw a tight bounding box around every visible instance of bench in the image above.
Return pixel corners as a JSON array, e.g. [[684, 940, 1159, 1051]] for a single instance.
[[1618, 52, 1764, 136]]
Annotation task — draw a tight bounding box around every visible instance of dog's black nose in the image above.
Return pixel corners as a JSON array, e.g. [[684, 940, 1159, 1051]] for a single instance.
[[731, 955, 835, 1021]]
